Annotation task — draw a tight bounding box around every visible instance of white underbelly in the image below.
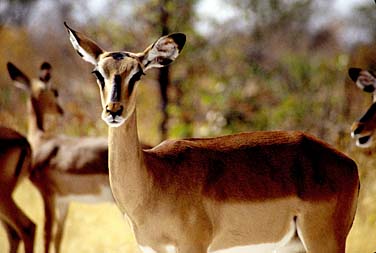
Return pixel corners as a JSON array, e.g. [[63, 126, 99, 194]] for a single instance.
[[208, 241, 304, 253], [209, 219, 305, 253], [136, 219, 305, 253]]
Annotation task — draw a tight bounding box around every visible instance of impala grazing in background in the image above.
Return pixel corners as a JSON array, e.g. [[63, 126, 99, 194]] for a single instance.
[[349, 67, 376, 148], [66, 22, 359, 253], [0, 127, 35, 253], [7, 62, 112, 253]]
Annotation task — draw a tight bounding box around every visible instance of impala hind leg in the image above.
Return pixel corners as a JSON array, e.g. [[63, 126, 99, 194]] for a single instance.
[[1, 220, 21, 253], [38, 192, 68, 253], [0, 200, 36, 253], [296, 212, 345, 253]]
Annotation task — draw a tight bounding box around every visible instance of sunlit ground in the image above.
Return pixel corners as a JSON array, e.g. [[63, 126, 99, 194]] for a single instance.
[[347, 150, 376, 253], [0, 167, 376, 253], [0, 180, 139, 253]]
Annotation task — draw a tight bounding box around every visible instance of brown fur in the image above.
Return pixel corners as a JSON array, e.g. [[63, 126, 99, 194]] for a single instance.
[[145, 131, 357, 201], [0, 126, 35, 253]]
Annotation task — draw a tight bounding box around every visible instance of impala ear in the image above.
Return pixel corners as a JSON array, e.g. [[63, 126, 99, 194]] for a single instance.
[[141, 33, 186, 71], [64, 22, 104, 65], [39, 62, 52, 83], [349, 67, 376, 93], [7, 62, 31, 92]]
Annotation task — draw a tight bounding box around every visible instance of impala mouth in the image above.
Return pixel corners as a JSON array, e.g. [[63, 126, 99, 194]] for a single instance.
[[102, 114, 125, 127]]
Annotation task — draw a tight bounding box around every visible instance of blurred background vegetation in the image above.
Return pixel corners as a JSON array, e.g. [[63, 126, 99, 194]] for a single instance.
[[1, 0, 376, 252]]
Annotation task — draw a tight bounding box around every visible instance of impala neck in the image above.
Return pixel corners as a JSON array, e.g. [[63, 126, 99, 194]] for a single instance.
[[108, 108, 150, 214], [27, 98, 45, 149]]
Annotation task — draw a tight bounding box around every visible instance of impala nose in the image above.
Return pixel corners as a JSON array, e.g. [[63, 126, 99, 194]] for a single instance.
[[106, 103, 123, 119]]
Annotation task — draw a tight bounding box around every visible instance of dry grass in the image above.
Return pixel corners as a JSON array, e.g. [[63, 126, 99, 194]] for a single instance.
[[0, 180, 139, 253], [346, 148, 376, 253]]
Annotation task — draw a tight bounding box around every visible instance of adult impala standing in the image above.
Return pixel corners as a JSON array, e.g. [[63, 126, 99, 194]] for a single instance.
[[65, 23, 359, 253]]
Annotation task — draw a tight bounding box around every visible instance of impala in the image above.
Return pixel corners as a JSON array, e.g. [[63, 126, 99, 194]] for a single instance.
[[7, 62, 112, 253], [66, 23, 359, 253], [349, 67, 376, 147], [0, 126, 35, 253]]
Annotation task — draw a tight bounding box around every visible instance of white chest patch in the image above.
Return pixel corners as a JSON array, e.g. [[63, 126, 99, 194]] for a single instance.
[[56, 184, 113, 206]]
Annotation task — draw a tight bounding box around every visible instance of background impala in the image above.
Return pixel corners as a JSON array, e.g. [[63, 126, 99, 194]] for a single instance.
[[6, 62, 112, 253]]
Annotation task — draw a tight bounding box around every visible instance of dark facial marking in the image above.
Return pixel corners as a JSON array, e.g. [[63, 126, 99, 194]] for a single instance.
[[92, 70, 105, 89], [109, 52, 128, 61], [52, 88, 59, 97], [353, 124, 364, 136], [359, 102, 376, 123], [111, 75, 122, 102], [39, 63, 52, 82], [31, 97, 44, 131], [128, 69, 144, 95]]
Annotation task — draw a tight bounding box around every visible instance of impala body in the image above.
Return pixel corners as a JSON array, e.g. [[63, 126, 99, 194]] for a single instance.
[[66, 23, 359, 253], [7, 62, 112, 253], [0, 126, 35, 253]]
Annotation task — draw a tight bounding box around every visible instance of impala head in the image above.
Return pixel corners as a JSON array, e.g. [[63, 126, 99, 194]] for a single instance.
[[64, 22, 186, 127], [7, 62, 64, 118], [348, 67, 376, 147]]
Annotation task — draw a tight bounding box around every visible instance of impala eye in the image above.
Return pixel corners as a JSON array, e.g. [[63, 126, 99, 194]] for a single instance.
[[92, 70, 105, 88]]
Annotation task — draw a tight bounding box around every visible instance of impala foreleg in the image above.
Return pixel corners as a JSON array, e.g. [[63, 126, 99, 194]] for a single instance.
[[54, 201, 69, 253]]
